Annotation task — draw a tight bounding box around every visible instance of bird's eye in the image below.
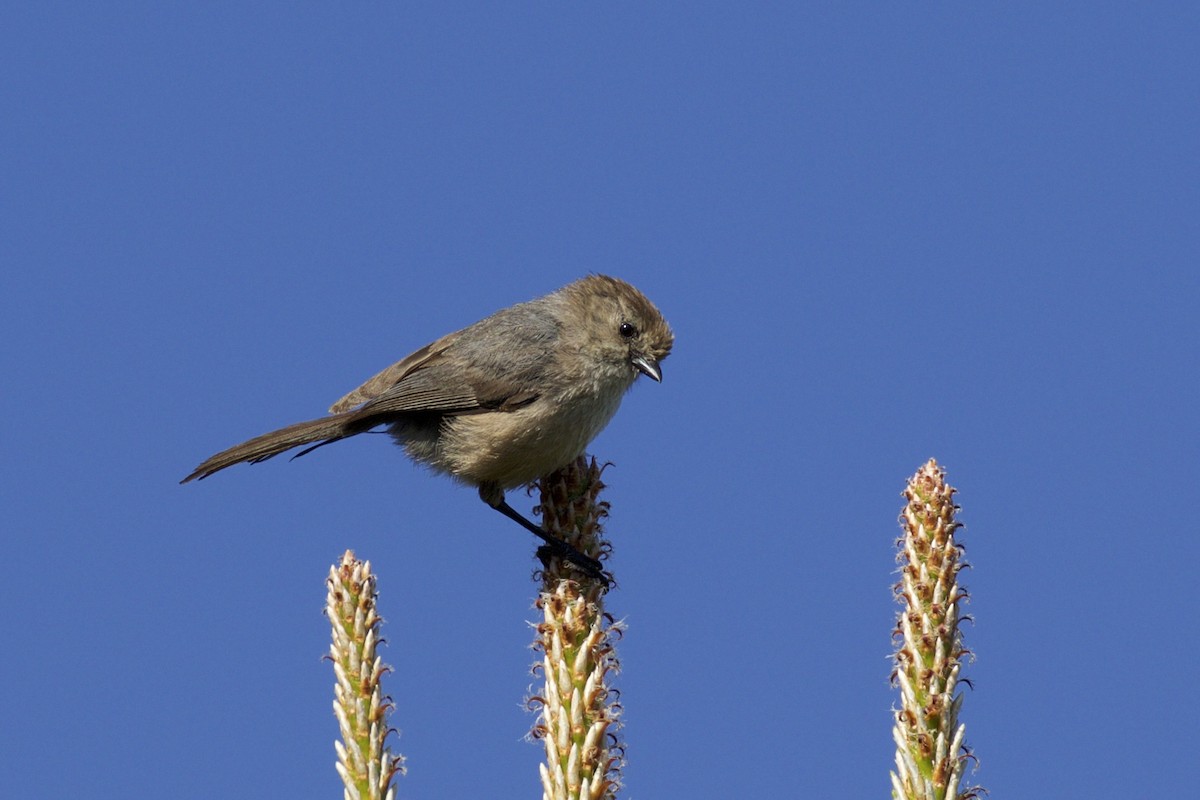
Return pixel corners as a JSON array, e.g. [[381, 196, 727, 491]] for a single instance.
[[619, 322, 637, 339]]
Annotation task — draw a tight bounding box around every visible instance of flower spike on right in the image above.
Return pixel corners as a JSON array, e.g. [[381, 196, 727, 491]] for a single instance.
[[890, 460, 983, 800]]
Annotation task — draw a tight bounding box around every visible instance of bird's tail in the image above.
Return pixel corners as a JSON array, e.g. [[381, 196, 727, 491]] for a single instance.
[[181, 413, 362, 483]]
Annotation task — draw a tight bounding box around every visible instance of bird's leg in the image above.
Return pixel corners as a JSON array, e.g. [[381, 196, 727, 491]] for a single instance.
[[479, 484, 608, 584]]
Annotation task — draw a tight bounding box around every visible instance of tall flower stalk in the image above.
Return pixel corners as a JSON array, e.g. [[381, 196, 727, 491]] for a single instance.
[[890, 460, 980, 800], [529, 456, 623, 800], [326, 550, 404, 800]]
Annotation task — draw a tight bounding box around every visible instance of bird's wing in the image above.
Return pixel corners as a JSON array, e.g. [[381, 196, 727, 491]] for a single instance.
[[331, 307, 556, 417], [355, 361, 539, 416], [328, 330, 459, 413]]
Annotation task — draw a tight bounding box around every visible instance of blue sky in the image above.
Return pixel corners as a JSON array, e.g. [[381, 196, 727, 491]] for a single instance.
[[3, 4, 1197, 798]]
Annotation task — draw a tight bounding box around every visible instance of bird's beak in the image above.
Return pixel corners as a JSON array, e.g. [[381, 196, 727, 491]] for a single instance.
[[632, 355, 662, 382]]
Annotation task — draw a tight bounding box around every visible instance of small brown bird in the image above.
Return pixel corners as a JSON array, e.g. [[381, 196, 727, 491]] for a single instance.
[[182, 274, 673, 578]]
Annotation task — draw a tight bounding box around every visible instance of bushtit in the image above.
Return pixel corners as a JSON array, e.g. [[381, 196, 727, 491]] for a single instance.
[[182, 274, 673, 579]]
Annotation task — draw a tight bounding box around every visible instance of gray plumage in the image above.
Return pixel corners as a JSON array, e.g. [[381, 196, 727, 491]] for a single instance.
[[182, 275, 673, 505]]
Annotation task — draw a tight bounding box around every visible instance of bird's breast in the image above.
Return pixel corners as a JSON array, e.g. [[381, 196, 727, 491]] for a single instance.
[[437, 383, 628, 489]]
